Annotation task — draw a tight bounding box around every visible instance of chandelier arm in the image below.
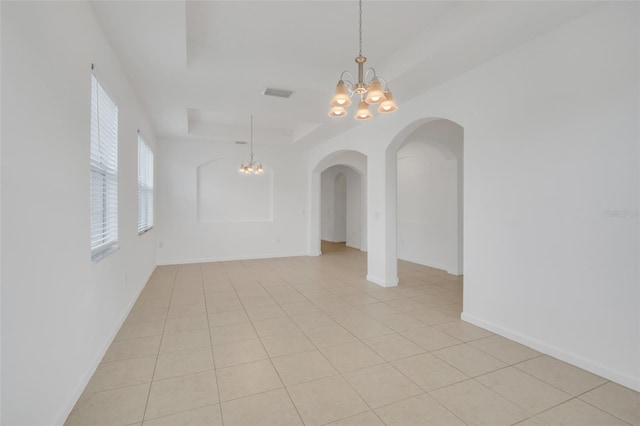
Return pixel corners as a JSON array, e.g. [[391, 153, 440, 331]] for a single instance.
[[376, 76, 390, 91], [364, 67, 378, 84], [340, 70, 355, 83]]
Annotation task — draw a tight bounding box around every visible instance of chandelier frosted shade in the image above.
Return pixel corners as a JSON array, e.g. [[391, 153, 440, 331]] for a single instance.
[[331, 81, 352, 107], [328, 105, 348, 117], [355, 101, 373, 120], [327, 0, 397, 120], [364, 79, 385, 104], [378, 91, 397, 113]]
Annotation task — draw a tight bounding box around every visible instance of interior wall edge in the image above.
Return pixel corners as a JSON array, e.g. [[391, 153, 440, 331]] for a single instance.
[[461, 312, 640, 392], [156, 251, 310, 266], [55, 264, 156, 425]]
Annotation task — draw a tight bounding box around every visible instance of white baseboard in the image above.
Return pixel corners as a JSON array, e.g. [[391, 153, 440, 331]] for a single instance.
[[461, 312, 640, 392], [56, 265, 155, 425], [157, 251, 309, 265], [366, 274, 399, 288]]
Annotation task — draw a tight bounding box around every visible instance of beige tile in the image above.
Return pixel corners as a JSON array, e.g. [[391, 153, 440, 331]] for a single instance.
[[159, 329, 211, 354], [340, 293, 380, 306], [469, 335, 541, 364], [580, 382, 640, 425], [65, 383, 150, 425], [431, 379, 528, 425], [85, 356, 156, 394], [142, 404, 222, 426], [344, 363, 423, 408], [154, 346, 214, 381], [210, 322, 257, 345], [241, 294, 277, 309], [221, 388, 303, 426], [291, 311, 337, 330], [338, 317, 395, 340], [261, 331, 316, 358], [167, 302, 207, 319], [304, 324, 357, 348], [212, 338, 268, 368], [537, 398, 629, 425], [392, 353, 468, 391], [252, 316, 300, 337], [513, 417, 550, 426], [102, 336, 161, 363], [272, 350, 338, 386], [320, 341, 385, 373], [408, 308, 458, 325], [208, 310, 249, 327], [207, 297, 244, 313], [125, 307, 168, 325], [433, 344, 507, 377], [381, 313, 427, 332], [163, 314, 208, 334], [287, 375, 369, 426], [515, 355, 608, 396], [385, 298, 426, 312], [245, 305, 287, 321], [216, 359, 283, 402], [280, 301, 320, 316], [401, 326, 462, 351], [145, 371, 218, 420], [375, 393, 465, 426], [476, 367, 572, 415], [115, 319, 165, 341], [368, 290, 405, 302], [328, 411, 385, 426], [364, 333, 425, 361], [356, 302, 402, 320], [433, 320, 494, 342]]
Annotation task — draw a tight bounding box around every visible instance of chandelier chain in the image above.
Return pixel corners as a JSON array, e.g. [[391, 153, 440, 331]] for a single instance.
[[358, 0, 363, 57]]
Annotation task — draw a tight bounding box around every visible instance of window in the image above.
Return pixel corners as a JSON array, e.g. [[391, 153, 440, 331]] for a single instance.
[[137, 135, 154, 234], [90, 74, 118, 261]]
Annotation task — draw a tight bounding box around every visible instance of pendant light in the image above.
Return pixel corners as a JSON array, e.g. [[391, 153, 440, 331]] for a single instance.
[[239, 115, 264, 175]]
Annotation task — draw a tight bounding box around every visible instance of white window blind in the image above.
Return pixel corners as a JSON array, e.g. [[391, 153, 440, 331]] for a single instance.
[[137, 135, 154, 234], [90, 74, 119, 260]]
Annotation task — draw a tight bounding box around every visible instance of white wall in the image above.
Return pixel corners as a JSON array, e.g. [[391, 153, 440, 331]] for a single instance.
[[308, 3, 639, 390], [1, 2, 158, 425], [156, 139, 308, 264], [320, 165, 363, 249], [397, 120, 463, 274]]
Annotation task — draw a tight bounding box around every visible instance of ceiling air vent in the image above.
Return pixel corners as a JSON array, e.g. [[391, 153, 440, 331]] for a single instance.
[[263, 88, 293, 98], [235, 141, 248, 145]]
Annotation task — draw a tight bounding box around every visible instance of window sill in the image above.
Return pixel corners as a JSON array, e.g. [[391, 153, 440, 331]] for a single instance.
[[91, 244, 120, 263]]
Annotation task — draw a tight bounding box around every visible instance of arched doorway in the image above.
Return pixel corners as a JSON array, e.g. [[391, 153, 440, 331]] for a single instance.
[[309, 150, 367, 256], [396, 119, 463, 275], [383, 117, 464, 284]]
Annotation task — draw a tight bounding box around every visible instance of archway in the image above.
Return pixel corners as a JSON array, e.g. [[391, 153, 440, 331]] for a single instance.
[[396, 119, 463, 275], [384, 117, 464, 283], [309, 150, 367, 256]]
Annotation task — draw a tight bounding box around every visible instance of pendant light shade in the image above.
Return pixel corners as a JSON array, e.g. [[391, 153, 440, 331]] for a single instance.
[[355, 101, 373, 120], [329, 105, 348, 117], [364, 79, 386, 104], [331, 80, 352, 107], [378, 91, 397, 113]]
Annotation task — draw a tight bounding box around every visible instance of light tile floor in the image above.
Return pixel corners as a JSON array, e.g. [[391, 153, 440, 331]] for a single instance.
[[66, 242, 640, 426]]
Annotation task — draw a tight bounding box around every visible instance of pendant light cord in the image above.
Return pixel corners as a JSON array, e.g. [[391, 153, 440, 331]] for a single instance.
[[358, 0, 363, 57], [250, 115, 254, 160]]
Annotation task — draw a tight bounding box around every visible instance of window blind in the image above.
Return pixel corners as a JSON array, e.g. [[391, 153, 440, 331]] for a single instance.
[[90, 74, 119, 260], [137, 135, 154, 234]]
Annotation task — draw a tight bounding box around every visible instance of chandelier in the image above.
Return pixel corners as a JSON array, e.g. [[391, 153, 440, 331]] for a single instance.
[[239, 115, 264, 175], [328, 0, 397, 120]]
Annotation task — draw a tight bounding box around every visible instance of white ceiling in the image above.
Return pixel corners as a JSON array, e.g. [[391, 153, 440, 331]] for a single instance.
[[90, 1, 598, 147]]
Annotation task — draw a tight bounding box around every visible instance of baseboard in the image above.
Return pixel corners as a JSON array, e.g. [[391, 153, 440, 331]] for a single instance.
[[56, 265, 155, 425], [461, 312, 640, 392], [366, 274, 399, 288], [157, 251, 309, 265]]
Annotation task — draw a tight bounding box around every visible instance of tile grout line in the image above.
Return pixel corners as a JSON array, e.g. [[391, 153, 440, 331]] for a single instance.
[[140, 266, 178, 424]]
